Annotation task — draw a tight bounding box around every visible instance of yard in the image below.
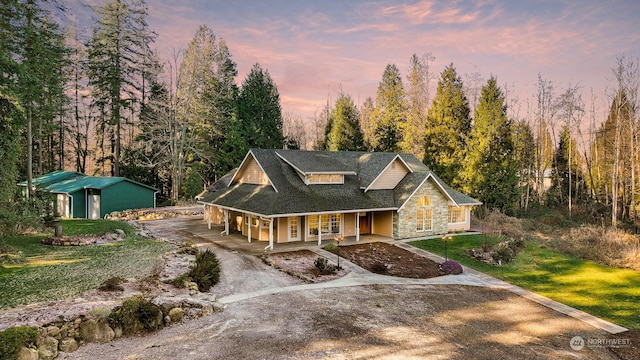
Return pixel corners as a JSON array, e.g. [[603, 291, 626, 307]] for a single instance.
[[0, 219, 173, 309], [411, 234, 640, 330]]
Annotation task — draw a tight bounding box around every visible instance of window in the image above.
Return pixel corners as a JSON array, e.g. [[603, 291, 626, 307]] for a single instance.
[[448, 206, 465, 224], [251, 215, 259, 227], [308, 213, 342, 236], [307, 174, 344, 184], [416, 196, 432, 231]]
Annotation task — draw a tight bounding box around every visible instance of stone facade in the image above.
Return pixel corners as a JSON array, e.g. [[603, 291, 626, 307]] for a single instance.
[[394, 178, 449, 239]]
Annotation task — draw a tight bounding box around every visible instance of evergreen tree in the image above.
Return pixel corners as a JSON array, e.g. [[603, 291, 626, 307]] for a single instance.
[[236, 63, 285, 151], [371, 64, 407, 152], [86, 0, 156, 176], [359, 97, 375, 150], [325, 93, 366, 151], [177, 25, 238, 184], [1, 0, 69, 194], [462, 77, 518, 214], [0, 93, 24, 234], [423, 63, 471, 187]]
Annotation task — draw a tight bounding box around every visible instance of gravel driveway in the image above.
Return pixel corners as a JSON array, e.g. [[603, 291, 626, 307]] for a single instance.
[[60, 217, 620, 359]]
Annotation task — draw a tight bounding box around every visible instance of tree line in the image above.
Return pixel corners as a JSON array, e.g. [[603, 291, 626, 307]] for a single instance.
[[1, 0, 638, 231]]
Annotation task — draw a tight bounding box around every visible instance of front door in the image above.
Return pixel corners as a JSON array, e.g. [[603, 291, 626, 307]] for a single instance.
[[288, 216, 301, 242], [359, 213, 371, 234]]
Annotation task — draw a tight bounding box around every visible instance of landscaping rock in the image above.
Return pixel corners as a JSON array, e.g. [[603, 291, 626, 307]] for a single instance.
[[46, 325, 60, 337], [17, 347, 38, 360], [79, 319, 115, 343], [58, 337, 79, 352], [114, 229, 126, 238], [37, 336, 58, 360], [168, 307, 184, 323]]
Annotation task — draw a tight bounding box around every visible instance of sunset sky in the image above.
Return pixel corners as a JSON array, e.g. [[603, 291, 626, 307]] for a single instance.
[[67, 0, 640, 122]]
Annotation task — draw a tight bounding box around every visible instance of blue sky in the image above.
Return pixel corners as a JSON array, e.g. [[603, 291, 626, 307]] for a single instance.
[[65, 0, 640, 121]]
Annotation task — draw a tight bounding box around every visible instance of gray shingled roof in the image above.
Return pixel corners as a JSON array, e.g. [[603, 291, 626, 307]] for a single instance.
[[199, 149, 481, 216], [275, 150, 357, 174]]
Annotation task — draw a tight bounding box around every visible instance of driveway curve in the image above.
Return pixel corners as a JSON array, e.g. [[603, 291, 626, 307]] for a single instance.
[[60, 217, 619, 359]]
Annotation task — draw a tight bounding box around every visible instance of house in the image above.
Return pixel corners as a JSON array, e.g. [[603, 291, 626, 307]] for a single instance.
[[197, 149, 481, 250], [18, 171, 158, 219]]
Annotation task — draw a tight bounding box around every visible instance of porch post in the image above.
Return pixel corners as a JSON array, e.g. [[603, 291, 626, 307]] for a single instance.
[[224, 209, 229, 235], [317, 214, 322, 246], [207, 206, 212, 230], [268, 218, 274, 251], [356, 213, 360, 242], [248, 215, 252, 243]]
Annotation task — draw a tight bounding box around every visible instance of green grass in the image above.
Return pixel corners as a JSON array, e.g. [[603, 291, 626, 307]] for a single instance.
[[411, 234, 640, 329], [0, 220, 173, 309]]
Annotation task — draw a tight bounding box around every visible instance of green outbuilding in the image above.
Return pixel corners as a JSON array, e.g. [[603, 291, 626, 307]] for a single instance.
[[18, 171, 158, 219]]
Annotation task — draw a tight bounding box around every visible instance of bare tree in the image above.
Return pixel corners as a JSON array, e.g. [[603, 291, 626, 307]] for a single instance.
[[282, 111, 308, 150]]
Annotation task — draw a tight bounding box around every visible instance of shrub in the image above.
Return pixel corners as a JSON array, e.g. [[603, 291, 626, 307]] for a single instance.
[[108, 295, 164, 336], [188, 249, 220, 292], [98, 276, 127, 292], [323, 243, 337, 251], [0, 325, 38, 360], [440, 260, 463, 275], [166, 273, 190, 288], [314, 257, 339, 275], [491, 243, 515, 264]]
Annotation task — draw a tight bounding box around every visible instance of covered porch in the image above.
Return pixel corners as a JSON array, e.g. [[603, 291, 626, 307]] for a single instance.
[[203, 204, 394, 251]]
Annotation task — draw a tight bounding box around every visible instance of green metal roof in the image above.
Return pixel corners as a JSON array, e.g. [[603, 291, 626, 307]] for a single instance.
[[17, 170, 84, 188], [199, 149, 481, 216], [18, 172, 158, 194]]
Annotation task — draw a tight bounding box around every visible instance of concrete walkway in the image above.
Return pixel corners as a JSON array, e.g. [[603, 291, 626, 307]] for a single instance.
[[168, 217, 629, 334]]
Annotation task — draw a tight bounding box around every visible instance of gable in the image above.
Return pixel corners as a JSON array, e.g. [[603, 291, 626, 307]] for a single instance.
[[366, 156, 412, 191], [230, 150, 278, 192]]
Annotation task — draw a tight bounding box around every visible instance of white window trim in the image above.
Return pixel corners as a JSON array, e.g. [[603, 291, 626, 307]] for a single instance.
[[448, 206, 466, 224], [307, 213, 343, 237], [305, 174, 345, 185], [416, 196, 433, 232]]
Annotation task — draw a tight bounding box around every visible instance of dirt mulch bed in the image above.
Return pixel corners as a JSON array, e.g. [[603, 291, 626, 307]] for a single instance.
[[329, 242, 443, 278], [261, 250, 350, 283]]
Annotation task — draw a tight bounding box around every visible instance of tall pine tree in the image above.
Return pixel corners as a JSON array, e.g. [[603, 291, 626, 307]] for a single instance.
[[325, 93, 365, 151], [177, 25, 238, 186], [371, 64, 407, 152], [86, 0, 156, 176], [462, 77, 518, 214], [235, 63, 284, 152], [423, 63, 471, 187]]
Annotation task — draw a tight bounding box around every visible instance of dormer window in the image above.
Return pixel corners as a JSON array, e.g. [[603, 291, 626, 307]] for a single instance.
[[306, 174, 344, 185]]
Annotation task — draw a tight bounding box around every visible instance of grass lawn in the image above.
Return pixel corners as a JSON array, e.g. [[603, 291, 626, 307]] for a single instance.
[[411, 234, 640, 330], [0, 219, 174, 309]]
